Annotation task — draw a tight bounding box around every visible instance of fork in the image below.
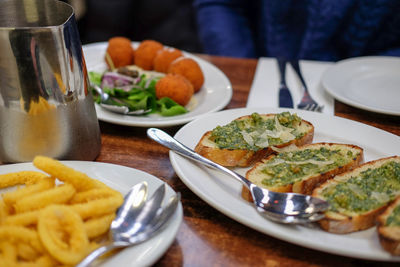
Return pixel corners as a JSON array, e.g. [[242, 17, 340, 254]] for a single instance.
[[277, 58, 294, 108], [290, 60, 324, 112]]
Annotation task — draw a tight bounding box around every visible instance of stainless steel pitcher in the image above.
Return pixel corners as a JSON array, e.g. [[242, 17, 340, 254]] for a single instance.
[[0, 0, 101, 163]]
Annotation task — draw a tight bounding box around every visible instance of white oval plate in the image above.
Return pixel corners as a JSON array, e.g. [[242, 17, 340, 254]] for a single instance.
[[82, 42, 232, 127], [322, 56, 400, 116], [0, 161, 182, 266], [170, 107, 400, 262]]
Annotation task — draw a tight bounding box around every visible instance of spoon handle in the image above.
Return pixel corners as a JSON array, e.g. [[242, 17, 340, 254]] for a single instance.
[[147, 128, 252, 188], [76, 242, 128, 267]]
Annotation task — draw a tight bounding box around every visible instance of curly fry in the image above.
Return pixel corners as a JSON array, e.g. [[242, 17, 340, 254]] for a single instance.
[[33, 156, 106, 191], [38, 205, 89, 265], [71, 196, 123, 220], [3, 178, 55, 208], [14, 184, 76, 213], [84, 213, 115, 239], [0, 171, 47, 189]]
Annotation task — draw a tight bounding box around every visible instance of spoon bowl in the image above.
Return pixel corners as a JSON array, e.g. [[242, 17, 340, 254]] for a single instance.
[[147, 128, 329, 224], [76, 181, 180, 267]]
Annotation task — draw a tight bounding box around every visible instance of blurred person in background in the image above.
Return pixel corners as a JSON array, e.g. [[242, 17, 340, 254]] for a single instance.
[[66, 0, 202, 53], [193, 0, 400, 60]]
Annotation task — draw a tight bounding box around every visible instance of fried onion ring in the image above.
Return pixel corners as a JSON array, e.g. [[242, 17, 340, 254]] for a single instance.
[[0, 255, 54, 267], [38, 205, 89, 265], [3, 210, 39, 226], [0, 226, 44, 253], [14, 184, 76, 213], [0, 171, 47, 189], [71, 195, 123, 220], [33, 156, 106, 191], [2, 178, 55, 207], [0, 241, 17, 261], [70, 188, 120, 204], [84, 213, 115, 239], [0, 200, 9, 222], [17, 243, 39, 261], [0, 156, 124, 266]]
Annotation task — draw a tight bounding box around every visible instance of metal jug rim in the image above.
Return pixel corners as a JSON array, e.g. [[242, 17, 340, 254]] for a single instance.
[[0, 0, 75, 30]]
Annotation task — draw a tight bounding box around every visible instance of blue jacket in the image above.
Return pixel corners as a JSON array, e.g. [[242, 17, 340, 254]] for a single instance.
[[194, 0, 400, 60]]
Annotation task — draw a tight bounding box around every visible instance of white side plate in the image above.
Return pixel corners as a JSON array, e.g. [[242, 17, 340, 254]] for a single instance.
[[322, 56, 400, 116]]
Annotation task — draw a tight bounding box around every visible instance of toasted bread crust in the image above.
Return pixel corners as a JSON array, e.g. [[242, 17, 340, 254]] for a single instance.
[[377, 196, 400, 255], [241, 143, 364, 202], [194, 114, 314, 167], [194, 131, 271, 167], [313, 156, 400, 234]]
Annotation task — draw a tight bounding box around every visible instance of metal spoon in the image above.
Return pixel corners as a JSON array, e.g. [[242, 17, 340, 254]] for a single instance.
[[147, 128, 329, 224], [91, 83, 150, 115], [76, 182, 180, 267]]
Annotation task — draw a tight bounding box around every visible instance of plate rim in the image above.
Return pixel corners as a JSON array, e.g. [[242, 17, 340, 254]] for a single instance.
[[0, 160, 183, 266], [322, 56, 400, 116], [169, 107, 400, 262], [83, 41, 233, 127]]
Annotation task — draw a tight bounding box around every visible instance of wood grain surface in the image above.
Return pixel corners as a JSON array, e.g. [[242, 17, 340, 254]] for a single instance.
[[96, 55, 400, 267]]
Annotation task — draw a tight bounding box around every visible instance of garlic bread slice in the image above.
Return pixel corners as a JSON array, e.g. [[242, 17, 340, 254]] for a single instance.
[[377, 196, 400, 255], [194, 112, 314, 167], [242, 143, 364, 201], [313, 156, 400, 234]]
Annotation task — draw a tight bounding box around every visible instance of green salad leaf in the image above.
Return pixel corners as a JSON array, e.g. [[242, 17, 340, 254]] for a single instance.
[[157, 97, 187, 116], [89, 71, 188, 116], [89, 71, 102, 86]]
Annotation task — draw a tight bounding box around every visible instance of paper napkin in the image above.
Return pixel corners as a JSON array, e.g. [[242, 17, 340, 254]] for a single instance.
[[247, 58, 334, 115]]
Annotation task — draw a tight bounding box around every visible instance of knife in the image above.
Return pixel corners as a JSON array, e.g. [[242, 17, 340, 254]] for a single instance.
[[277, 58, 294, 108]]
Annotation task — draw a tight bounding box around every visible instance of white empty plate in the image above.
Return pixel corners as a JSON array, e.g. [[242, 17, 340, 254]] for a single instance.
[[322, 56, 400, 116]]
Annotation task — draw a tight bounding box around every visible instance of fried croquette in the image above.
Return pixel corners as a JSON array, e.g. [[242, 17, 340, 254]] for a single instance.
[[168, 57, 204, 92], [153, 48, 183, 73], [155, 74, 194, 106], [105, 37, 134, 69], [134, 40, 164, 70]]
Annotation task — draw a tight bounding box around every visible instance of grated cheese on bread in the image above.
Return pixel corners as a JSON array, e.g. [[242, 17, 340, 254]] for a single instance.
[[194, 112, 314, 167]]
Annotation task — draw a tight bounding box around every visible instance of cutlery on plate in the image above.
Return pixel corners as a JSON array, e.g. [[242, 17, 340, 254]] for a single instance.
[[277, 58, 294, 108], [76, 181, 180, 267], [290, 60, 324, 112], [147, 128, 328, 224], [91, 83, 150, 115]]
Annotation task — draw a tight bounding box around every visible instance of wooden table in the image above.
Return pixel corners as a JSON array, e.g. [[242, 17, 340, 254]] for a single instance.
[[96, 55, 400, 266]]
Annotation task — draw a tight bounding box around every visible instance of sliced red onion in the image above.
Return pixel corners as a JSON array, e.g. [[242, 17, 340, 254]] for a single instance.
[[101, 72, 139, 89]]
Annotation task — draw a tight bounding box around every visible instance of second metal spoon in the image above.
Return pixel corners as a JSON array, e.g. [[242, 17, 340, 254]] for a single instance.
[[147, 128, 329, 224], [76, 182, 180, 267]]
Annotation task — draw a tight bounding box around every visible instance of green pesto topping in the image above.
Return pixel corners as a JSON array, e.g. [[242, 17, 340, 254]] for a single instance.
[[261, 147, 358, 187], [210, 112, 303, 151], [322, 161, 400, 215], [386, 204, 400, 227]]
